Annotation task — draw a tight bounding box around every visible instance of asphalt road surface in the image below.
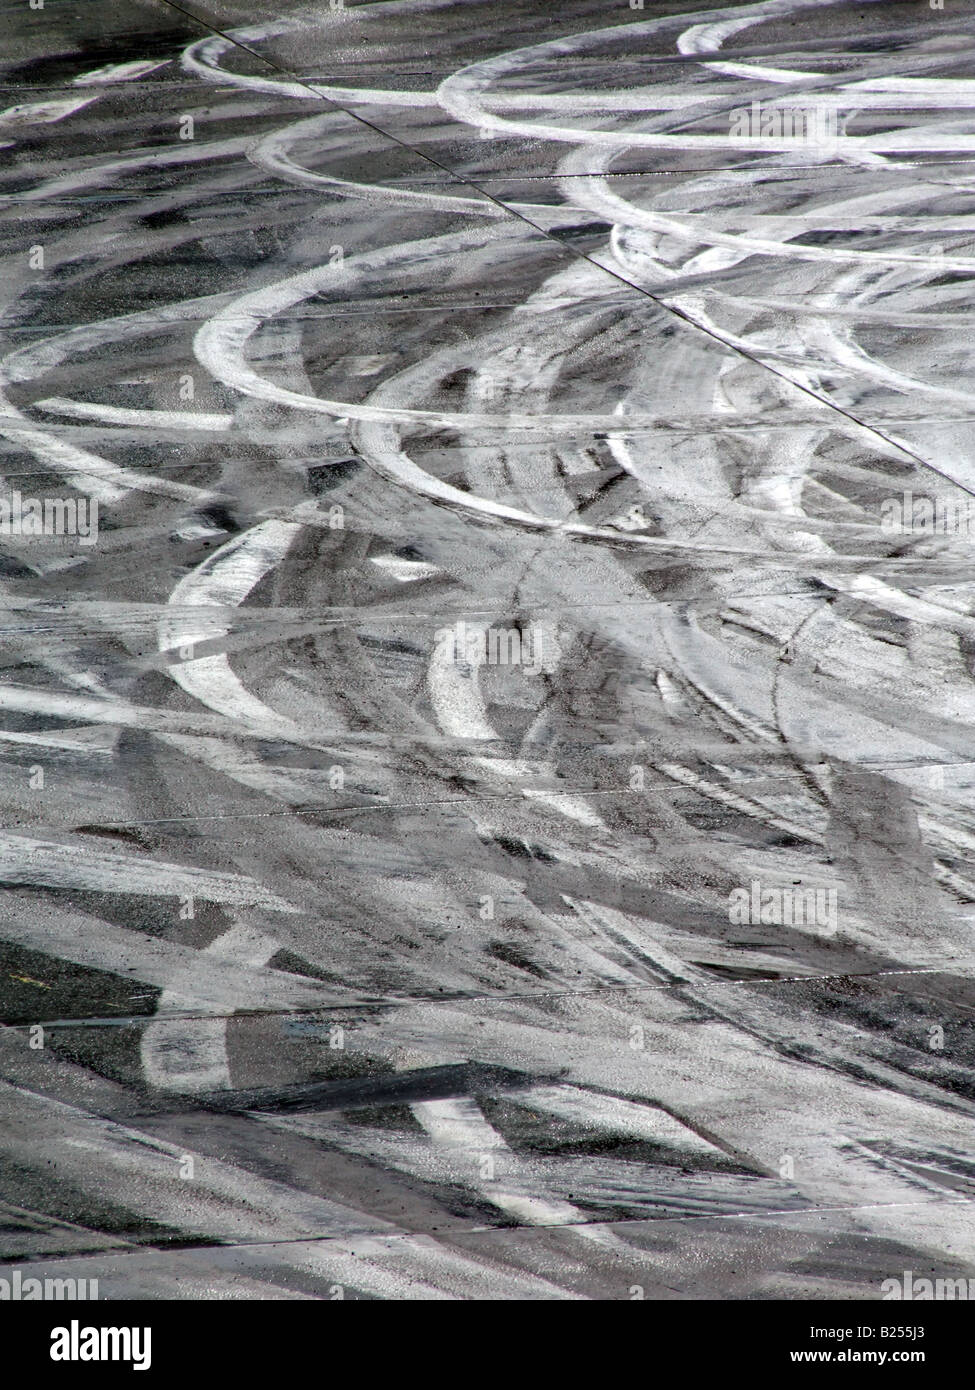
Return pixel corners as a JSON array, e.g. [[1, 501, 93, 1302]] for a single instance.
[[3, 0, 975, 1301]]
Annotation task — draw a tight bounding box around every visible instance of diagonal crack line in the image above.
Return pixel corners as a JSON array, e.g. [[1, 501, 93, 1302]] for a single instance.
[[13, 782, 817, 831], [3, 1191, 975, 1276], [3, 965, 951, 1032], [155, 0, 975, 506]]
